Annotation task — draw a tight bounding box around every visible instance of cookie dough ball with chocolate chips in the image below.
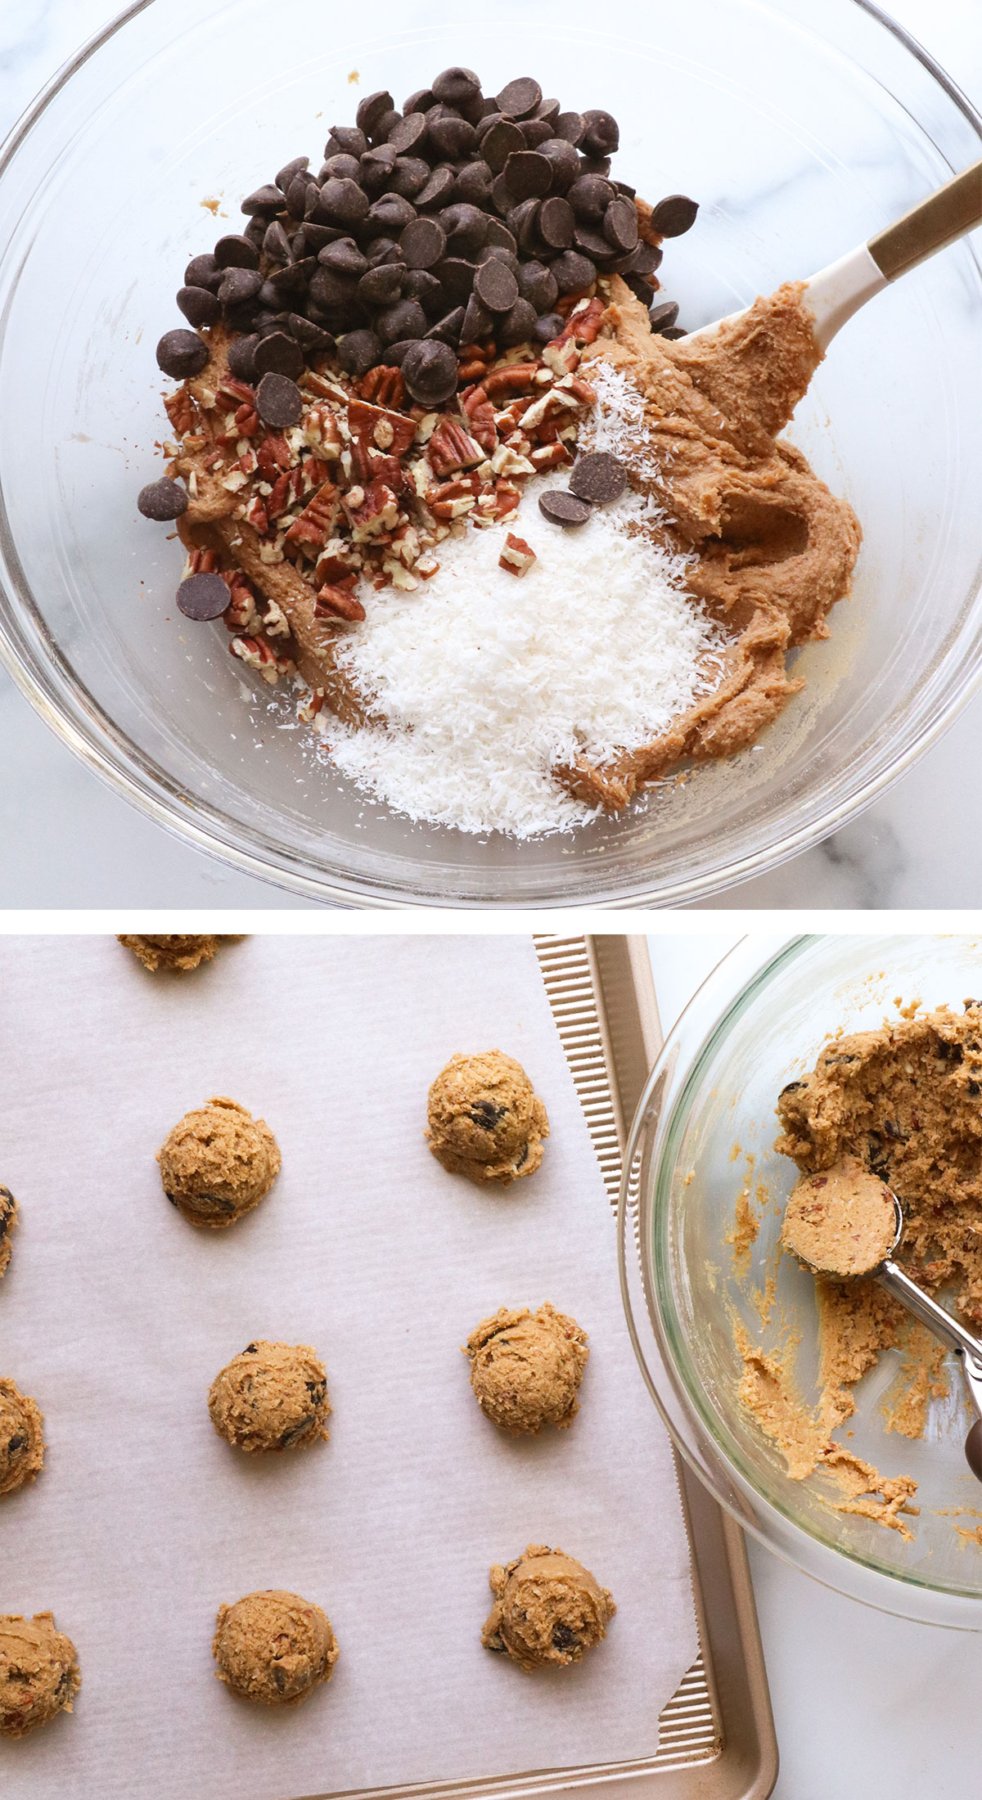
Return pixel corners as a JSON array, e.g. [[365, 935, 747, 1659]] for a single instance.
[[0, 1185, 17, 1280], [465, 1305, 588, 1434], [212, 1590, 338, 1706], [157, 1096, 281, 1229], [482, 1545, 615, 1672], [209, 1340, 330, 1453], [118, 934, 240, 973], [426, 1051, 549, 1186], [0, 1380, 44, 1498], [0, 1613, 81, 1738]]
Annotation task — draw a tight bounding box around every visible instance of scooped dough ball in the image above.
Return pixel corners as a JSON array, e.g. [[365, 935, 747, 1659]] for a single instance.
[[482, 1545, 615, 1672], [426, 1051, 549, 1185], [209, 1340, 330, 1453], [0, 1185, 17, 1280], [157, 1096, 281, 1229], [0, 1613, 80, 1738], [0, 1380, 44, 1498], [465, 1305, 588, 1434], [782, 1154, 898, 1278], [118, 934, 239, 973], [212, 1590, 338, 1706]]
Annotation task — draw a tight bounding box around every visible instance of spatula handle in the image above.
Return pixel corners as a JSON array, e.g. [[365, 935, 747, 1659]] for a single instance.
[[868, 158, 982, 281]]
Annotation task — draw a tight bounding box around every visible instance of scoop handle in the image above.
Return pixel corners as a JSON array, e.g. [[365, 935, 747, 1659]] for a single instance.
[[868, 158, 982, 281], [879, 1259, 982, 1361]]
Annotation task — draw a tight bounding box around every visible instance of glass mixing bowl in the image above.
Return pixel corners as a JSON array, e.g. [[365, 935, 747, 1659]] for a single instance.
[[620, 934, 982, 1627], [0, 1, 980, 905]]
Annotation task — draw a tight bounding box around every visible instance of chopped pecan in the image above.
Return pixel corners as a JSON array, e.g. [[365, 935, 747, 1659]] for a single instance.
[[186, 546, 221, 574], [303, 404, 342, 459], [498, 533, 536, 577], [426, 417, 485, 476], [343, 478, 400, 541], [484, 364, 540, 400], [427, 474, 481, 520], [530, 441, 573, 470], [256, 434, 293, 480], [347, 399, 416, 458], [315, 583, 366, 622], [284, 479, 340, 547], [357, 365, 406, 409], [460, 384, 497, 455], [556, 295, 605, 345], [164, 386, 196, 437], [229, 634, 291, 682]]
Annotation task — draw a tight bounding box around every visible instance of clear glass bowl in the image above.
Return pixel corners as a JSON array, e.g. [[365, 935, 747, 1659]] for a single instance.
[[0, 1, 980, 906], [621, 934, 982, 1627]]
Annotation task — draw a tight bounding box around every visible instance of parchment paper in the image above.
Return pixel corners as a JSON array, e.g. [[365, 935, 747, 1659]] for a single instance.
[[0, 935, 697, 1800]]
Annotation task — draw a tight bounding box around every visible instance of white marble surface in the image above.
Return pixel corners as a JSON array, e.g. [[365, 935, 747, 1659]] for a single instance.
[[648, 931, 982, 1800], [0, 0, 980, 907]]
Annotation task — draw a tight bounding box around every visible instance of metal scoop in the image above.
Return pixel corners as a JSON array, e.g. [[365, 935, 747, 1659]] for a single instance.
[[684, 158, 982, 353], [794, 1186, 982, 1484]]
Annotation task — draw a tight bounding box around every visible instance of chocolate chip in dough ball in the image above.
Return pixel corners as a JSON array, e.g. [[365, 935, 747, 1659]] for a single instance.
[[212, 1590, 338, 1706], [0, 1614, 80, 1738], [0, 1379, 44, 1497], [426, 1051, 549, 1185], [208, 1341, 330, 1453], [482, 1545, 615, 1671], [465, 1305, 588, 1434], [118, 934, 238, 974], [0, 1185, 18, 1281], [157, 1096, 281, 1229]]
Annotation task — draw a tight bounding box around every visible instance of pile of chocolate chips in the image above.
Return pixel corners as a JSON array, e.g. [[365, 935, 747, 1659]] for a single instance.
[[156, 67, 697, 409]]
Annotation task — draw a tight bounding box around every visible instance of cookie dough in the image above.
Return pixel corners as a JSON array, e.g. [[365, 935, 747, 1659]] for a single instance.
[[465, 1305, 588, 1434], [482, 1545, 615, 1672], [0, 1614, 80, 1738], [212, 1590, 338, 1706], [782, 1156, 898, 1277], [157, 1096, 281, 1228], [0, 1380, 44, 1498], [118, 934, 238, 972], [0, 1185, 17, 1280], [426, 1052, 549, 1185], [209, 1340, 330, 1452]]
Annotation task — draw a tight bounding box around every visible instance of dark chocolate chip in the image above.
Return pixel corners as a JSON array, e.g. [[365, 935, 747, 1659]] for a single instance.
[[358, 262, 406, 307], [184, 252, 221, 291], [508, 198, 542, 255], [214, 233, 259, 270], [241, 183, 284, 217], [504, 149, 552, 200], [337, 329, 383, 376], [474, 259, 519, 313], [288, 315, 334, 352], [177, 284, 221, 328], [533, 311, 564, 343], [374, 108, 403, 144], [485, 218, 517, 252], [604, 196, 639, 252], [7, 1434, 28, 1454], [253, 331, 305, 379], [263, 220, 293, 264], [495, 76, 542, 119], [552, 1623, 579, 1652], [318, 177, 370, 224], [570, 451, 627, 503], [404, 268, 445, 317], [176, 572, 229, 620], [402, 337, 458, 405], [319, 237, 369, 277], [482, 119, 526, 172], [539, 488, 591, 526], [326, 125, 368, 157], [137, 477, 188, 521], [435, 256, 477, 304], [538, 138, 580, 194], [568, 174, 613, 220], [573, 225, 616, 262], [460, 291, 492, 343], [498, 297, 538, 346], [388, 156, 431, 199], [426, 113, 477, 159], [426, 306, 465, 344], [537, 97, 561, 125], [365, 235, 402, 267], [404, 87, 436, 114], [661, 326, 686, 340], [649, 299, 680, 334], [226, 333, 260, 380], [155, 329, 209, 378], [441, 202, 488, 255], [554, 111, 585, 146], [581, 107, 619, 156], [255, 371, 303, 427], [285, 173, 317, 217], [278, 1414, 317, 1448], [416, 166, 457, 210], [310, 265, 359, 309], [550, 250, 596, 294], [519, 118, 553, 149], [276, 154, 310, 191], [388, 111, 429, 154], [355, 89, 395, 139], [469, 1100, 504, 1129], [218, 266, 263, 307], [401, 216, 447, 269], [538, 194, 575, 250], [432, 66, 482, 105], [648, 193, 699, 237], [321, 152, 363, 182], [578, 154, 612, 177], [627, 240, 663, 275], [367, 192, 418, 233], [517, 260, 558, 311], [375, 297, 427, 344]]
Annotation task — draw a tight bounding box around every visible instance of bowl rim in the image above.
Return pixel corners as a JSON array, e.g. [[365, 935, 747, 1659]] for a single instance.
[[0, 0, 980, 907], [619, 932, 982, 1625]]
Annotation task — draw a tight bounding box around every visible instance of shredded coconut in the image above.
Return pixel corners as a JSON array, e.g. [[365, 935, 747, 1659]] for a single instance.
[[316, 373, 728, 839]]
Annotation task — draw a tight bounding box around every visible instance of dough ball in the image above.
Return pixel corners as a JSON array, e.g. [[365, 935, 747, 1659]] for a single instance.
[[465, 1305, 588, 1434], [482, 1545, 615, 1672], [782, 1155, 898, 1278], [209, 1340, 330, 1453], [426, 1052, 549, 1185], [212, 1590, 338, 1706], [0, 1185, 17, 1281], [0, 1613, 80, 1738], [0, 1380, 44, 1498], [118, 934, 238, 973], [157, 1096, 281, 1229]]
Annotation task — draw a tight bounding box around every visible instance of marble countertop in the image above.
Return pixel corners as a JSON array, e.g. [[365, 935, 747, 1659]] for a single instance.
[[649, 932, 982, 1799], [1, 0, 979, 906]]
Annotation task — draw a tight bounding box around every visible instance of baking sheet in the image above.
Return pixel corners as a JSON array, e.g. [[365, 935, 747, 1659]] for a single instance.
[[0, 935, 697, 1800]]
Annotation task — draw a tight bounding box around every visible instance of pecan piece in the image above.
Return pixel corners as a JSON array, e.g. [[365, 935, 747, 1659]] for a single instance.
[[498, 533, 536, 577], [347, 399, 416, 458], [357, 365, 406, 410], [315, 584, 366, 622], [426, 417, 485, 477], [460, 384, 498, 456], [284, 479, 340, 547]]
